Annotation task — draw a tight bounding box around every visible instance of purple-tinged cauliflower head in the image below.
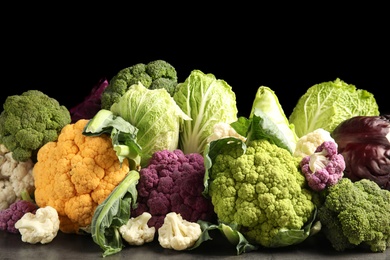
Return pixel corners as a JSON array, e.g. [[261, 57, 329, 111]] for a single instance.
[[0, 200, 38, 233], [132, 149, 216, 230], [300, 141, 345, 192]]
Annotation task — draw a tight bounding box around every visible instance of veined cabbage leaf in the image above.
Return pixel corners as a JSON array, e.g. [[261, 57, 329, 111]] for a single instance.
[[289, 78, 379, 138], [110, 82, 191, 167], [173, 70, 238, 154]]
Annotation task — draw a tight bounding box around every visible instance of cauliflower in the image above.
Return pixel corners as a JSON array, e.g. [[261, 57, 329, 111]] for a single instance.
[[300, 141, 345, 192], [0, 90, 71, 162], [207, 138, 316, 248], [132, 149, 216, 230], [33, 119, 130, 233], [15, 205, 60, 244], [293, 128, 335, 158], [0, 144, 35, 210], [318, 178, 390, 252], [158, 212, 202, 250], [101, 59, 178, 109], [207, 122, 246, 143], [0, 199, 38, 233], [119, 212, 156, 246]]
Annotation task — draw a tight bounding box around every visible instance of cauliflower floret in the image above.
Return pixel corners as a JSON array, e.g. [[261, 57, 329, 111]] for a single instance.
[[293, 128, 335, 158], [119, 212, 156, 246], [300, 141, 345, 192], [158, 212, 202, 250], [15, 206, 60, 244]]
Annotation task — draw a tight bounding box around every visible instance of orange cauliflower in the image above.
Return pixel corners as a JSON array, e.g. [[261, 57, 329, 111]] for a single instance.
[[33, 119, 130, 234]]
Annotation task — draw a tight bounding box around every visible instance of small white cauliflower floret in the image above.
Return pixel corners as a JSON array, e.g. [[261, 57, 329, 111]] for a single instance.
[[293, 128, 336, 158], [119, 212, 156, 246], [0, 144, 35, 210], [158, 212, 202, 251], [14, 206, 60, 244], [207, 122, 247, 143]]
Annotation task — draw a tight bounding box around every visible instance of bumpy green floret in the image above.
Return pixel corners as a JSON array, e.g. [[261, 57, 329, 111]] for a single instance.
[[318, 178, 390, 252], [0, 90, 71, 162], [101, 60, 178, 109], [208, 139, 315, 247]]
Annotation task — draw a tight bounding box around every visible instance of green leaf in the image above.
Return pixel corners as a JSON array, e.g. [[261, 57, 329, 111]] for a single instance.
[[90, 170, 140, 257], [83, 109, 142, 170]]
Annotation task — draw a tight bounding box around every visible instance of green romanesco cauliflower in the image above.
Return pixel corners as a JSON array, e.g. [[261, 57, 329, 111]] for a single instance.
[[0, 90, 71, 162], [101, 59, 178, 110], [318, 178, 390, 253], [208, 139, 315, 247]]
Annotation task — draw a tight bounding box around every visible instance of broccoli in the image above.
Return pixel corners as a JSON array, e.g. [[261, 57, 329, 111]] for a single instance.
[[318, 178, 390, 252], [0, 90, 71, 162], [207, 138, 316, 248], [101, 59, 178, 109]]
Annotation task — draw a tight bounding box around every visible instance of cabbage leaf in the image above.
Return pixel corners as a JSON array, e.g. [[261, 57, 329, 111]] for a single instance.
[[110, 82, 190, 167], [289, 78, 379, 137], [173, 70, 238, 154]]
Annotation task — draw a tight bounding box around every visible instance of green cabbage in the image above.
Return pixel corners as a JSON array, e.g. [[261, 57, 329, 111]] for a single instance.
[[173, 70, 238, 154], [110, 82, 190, 166], [289, 78, 379, 137]]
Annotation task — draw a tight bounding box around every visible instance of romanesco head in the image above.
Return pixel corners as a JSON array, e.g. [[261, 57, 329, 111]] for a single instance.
[[208, 139, 315, 247]]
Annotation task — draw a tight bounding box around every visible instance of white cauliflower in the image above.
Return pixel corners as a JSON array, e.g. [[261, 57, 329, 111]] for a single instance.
[[0, 144, 35, 210], [293, 128, 336, 158], [15, 205, 60, 244], [119, 212, 156, 246], [207, 122, 247, 143], [158, 212, 202, 251]]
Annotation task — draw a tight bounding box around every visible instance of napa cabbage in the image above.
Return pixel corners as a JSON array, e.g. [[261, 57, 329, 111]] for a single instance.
[[173, 70, 238, 154]]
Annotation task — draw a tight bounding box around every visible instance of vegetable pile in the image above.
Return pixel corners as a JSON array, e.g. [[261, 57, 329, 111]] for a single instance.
[[1, 59, 390, 258]]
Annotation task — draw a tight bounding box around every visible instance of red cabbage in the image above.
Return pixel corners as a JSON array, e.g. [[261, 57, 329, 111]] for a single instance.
[[69, 78, 108, 123], [331, 115, 390, 190]]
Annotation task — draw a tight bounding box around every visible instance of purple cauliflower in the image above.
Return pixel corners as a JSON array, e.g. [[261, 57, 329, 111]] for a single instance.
[[0, 200, 38, 233], [132, 149, 216, 230], [300, 141, 345, 192]]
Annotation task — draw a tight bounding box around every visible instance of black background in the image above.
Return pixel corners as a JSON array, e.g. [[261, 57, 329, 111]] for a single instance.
[[2, 8, 389, 117]]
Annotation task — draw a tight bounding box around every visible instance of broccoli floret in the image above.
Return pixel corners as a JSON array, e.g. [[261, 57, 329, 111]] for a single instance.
[[208, 139, 316, 247], [0, 90, 71, 162], [318, 178, 390, 252], [101, 60, 178, 109]]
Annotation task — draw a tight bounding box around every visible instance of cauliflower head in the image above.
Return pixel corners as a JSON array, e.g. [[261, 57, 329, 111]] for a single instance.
[[132, 149, 215, 230], [293, 128, 335, 158], [33, 119, 130, 233], [208, 139, 315, 247], [0, 144, 35, 210]]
